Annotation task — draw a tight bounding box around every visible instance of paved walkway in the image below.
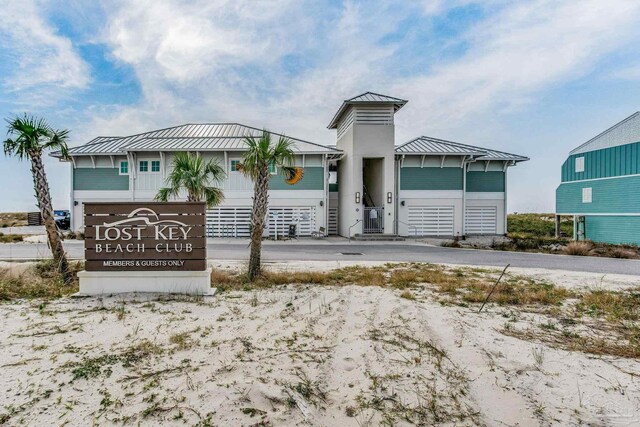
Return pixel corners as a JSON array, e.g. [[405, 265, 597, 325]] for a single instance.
[[2, 238, 640, 276]]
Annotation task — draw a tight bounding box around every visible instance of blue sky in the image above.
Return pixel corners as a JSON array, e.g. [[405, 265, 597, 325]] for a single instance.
[[2, 0, 640, 212]]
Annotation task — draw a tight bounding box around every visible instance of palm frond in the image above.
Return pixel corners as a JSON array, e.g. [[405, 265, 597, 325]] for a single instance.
[[155, 151, 226, 207], [3, 114, 69, 160]]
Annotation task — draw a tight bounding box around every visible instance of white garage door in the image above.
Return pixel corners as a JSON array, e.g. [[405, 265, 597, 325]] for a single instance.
[[465, 206, 497, 234], [206, 207, 316, 237], [407, 206, 454, 236]]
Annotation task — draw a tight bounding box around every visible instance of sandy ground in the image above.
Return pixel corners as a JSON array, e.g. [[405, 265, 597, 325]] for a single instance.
[[1, 263, 639, 426]]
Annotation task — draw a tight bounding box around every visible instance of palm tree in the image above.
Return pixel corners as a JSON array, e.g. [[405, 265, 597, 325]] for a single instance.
[[155, 152, 225, 207], [3, 114, 72, 283], [238, 130, 300, 281]]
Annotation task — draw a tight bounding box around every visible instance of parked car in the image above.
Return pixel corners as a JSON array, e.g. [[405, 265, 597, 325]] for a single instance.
[[54, 210, 70, 230]]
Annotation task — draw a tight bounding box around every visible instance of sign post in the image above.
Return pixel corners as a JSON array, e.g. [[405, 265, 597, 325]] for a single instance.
[[77, 202, 212, 295]]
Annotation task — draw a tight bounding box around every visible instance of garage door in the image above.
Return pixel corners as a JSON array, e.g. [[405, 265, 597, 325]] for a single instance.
[[465, 206, 497, 234], [206, 207, 316, 237], [407, 206, 454, 236]]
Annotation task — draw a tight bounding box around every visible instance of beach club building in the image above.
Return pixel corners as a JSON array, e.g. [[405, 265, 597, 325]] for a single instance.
[[556, 112, 640, 245], [53, 92, 528, 238]]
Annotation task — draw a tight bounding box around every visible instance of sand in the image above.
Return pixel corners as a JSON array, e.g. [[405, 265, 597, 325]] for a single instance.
[[1, 263, 639, 426]]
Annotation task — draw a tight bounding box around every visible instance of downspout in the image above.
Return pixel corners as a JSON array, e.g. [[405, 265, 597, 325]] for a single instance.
[[462, 157, 468, 238], [69, 157, 75, 231], [503, 161, 509, 235], [323, 154, 329, 232], [394, 155, 400, 235], [461, 155, 476, 237]]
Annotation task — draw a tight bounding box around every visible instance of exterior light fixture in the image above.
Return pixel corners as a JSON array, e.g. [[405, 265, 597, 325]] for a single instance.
[[319, 200, 324, 207], [387, 192, 393, 203], [400, 200, 405, 207], [355, 192, 361, 204]]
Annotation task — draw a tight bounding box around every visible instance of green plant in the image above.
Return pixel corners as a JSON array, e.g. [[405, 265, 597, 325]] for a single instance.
[[237, 131, 299, 281], [3, 114, 72, 283], [155, 151, 225, 207]]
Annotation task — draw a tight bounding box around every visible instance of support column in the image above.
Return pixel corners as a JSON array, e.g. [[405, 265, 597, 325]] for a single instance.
[[555, 215, 560, 238]]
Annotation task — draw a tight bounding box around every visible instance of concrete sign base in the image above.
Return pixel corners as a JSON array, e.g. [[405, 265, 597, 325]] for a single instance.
[[77, 268, 213, 296]]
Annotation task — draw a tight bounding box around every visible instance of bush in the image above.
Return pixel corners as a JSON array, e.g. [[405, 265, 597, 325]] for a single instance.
[[610, 248, 636, 259], [565, 241, 593, 256], [440, 240, 461, 248]]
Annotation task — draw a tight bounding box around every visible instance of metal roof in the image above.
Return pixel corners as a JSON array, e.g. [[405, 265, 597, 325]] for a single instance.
[[328, 91, 408, 129], [66, 137, 126, 155], [54, 123, 339, 157], [569, 111, 640, 155], [124, 136, 336, 153], [347, 92, 408, 103], [395, 136, 529, 162]]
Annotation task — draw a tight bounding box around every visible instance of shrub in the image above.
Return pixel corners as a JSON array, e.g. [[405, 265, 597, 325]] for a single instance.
[[611, 248, 636, 259], [565, 241, 593, 256], [440, 240, 461, 248]]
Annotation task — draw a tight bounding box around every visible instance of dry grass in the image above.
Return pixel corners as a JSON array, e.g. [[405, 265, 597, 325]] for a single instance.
[[564, 241, 594, 256], [0, 212, 27, 228], [576, 290, 639, 321], [610, 248, 636, 259], [461, 278, 572, 306], [0, 260, 81, 300], [501, 287, 640, 359], [0, 234, 24, 243], [503, 324, 640, 359]]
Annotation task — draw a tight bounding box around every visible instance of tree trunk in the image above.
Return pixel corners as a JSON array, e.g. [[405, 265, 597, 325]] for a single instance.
[[248, 166, 270, 281], [30, 152, 71, 283]]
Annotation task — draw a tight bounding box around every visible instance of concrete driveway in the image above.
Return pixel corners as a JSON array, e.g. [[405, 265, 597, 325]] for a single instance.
[[1, 238, 640, 276]]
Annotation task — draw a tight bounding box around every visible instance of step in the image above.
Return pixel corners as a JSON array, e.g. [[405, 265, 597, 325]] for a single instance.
[[351, 234, 405, 241]]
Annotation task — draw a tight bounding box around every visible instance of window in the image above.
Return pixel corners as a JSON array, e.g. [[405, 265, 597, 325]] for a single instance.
[[582, 187, 592, 203], [139, 160, 148, 172], [575, 157, 585, 173], [119, 161, 128, 175], [268, 163, 277, 175], [230, 160, 241, 172], [151, 160, 160, 172]]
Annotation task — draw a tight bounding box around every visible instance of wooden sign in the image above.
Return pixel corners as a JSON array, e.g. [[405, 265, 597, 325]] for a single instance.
[[84, 202, 206, 271]]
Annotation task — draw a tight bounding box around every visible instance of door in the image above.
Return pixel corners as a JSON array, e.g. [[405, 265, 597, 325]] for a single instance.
[[407, 206, 454, 236], [465, 206, 497, 235]]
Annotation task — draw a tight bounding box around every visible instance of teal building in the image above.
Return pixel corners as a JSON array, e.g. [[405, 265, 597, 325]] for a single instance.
[[556, 112, 640, 245]]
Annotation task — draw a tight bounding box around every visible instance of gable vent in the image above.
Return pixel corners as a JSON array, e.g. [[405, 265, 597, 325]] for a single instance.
[[354, 106, 394, 126], [337, 108, 355, 139]]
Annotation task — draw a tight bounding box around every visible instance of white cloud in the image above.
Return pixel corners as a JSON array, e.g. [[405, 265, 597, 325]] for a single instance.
[[87, 0, 640, 147], [0, 0, 90, 95], [106, 0, 305, 83], [392, 0, 640, 140]]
